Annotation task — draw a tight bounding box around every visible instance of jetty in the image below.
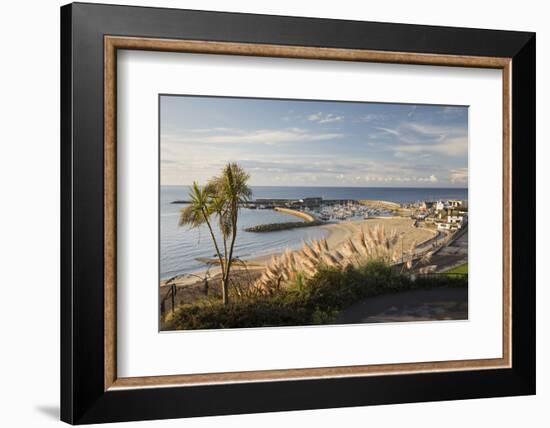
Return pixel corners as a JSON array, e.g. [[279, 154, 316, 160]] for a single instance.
[[273, 207, 316, 222], [244, 207, 322, 233]]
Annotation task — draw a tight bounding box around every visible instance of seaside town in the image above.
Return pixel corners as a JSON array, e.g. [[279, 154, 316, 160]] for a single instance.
[[173, 195, 467, 231], [239, 196, 467, 232]]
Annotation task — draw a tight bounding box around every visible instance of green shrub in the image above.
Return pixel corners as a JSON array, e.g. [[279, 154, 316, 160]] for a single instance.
[[165, 261, 467, 331]]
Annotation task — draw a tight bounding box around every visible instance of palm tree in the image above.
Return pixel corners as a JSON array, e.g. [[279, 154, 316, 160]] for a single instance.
[[179, 181, 225, 267], [179, 163, 251, 305]]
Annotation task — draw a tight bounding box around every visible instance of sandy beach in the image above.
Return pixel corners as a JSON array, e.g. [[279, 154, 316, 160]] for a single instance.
[[160, 217, 436, 289], [229, 216, 436, 267]]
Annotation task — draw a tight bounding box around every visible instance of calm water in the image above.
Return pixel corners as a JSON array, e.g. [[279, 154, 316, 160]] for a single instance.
[[160, 185, 467, 279]]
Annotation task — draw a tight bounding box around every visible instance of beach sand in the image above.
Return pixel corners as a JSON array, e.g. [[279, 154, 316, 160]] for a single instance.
[[323, 217, 434, 252], [160, 217, 436, 289]]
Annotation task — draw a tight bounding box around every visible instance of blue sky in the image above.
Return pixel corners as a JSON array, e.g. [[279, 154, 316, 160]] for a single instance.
[[160, 95, 468, 188]]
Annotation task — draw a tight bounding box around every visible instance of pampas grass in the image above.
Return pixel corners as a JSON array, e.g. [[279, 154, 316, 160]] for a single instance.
[[255, 225, 412, 293]]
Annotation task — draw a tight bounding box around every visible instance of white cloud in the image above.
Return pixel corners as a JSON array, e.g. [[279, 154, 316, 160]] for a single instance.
[[357, 113, 387, 123], [188, 127, 234, 133], [405, 122, 458, 139], [161, 109, 467, 186], [375, 121, 468, 158], [164, 127, 344, 145], [449, 168, 468, 183], [307, 112, 344, 124], [415, 175, 438, 183], [374, 126, 401, 137], [395, 137, 467, 157]]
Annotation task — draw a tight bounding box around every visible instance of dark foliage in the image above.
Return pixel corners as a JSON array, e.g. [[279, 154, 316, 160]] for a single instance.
[[165, 262, 467, 330]]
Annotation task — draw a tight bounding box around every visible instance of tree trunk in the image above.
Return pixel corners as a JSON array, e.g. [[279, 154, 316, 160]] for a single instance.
[[222, 277, 229, 305], [221, 205, 238, 306], [200, 208, 227, 304]]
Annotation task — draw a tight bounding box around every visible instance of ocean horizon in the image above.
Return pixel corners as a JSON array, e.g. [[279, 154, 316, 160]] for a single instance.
[[163, 184, 468, 203], [160, 185, 468, 279]]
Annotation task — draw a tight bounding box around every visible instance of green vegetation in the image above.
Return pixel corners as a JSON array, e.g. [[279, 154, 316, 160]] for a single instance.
[[179, 163, 252, 305], [174, 169, 467, 330], [244, 220, 323, 232], [164, 261, 467, 330], [445, 263, 468, 274]]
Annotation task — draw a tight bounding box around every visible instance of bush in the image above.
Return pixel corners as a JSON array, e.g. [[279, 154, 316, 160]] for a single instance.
[[165, 262, 467, 330]]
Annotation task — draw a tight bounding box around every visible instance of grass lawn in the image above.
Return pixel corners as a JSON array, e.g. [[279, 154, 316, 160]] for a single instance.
[[446, 263, 468, 274]]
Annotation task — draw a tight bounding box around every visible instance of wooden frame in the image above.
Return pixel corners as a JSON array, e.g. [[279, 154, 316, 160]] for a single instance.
[[62, 2, 535, 424], [104, 36, 513, 390]]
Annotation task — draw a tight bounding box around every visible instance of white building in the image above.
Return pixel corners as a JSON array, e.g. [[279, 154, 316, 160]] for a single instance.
[[447, 215, 463, 224], [437, 222, 460, 231]]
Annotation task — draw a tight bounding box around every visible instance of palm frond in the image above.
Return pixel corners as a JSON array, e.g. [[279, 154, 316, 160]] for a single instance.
[[178, 181, 210, 229]]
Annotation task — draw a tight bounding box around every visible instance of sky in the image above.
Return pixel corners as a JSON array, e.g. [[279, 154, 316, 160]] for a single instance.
[[160, 95, 468, 188]]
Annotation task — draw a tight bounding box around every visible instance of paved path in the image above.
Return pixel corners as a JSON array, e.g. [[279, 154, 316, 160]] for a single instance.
[[335, 287, 468, 324], [415, 230, 447, 253], [431, 228, 468, 272]]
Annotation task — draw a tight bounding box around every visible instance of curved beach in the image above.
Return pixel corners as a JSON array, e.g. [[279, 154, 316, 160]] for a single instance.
[[322, 217, 436, 252], [161, 217, 436, 288]]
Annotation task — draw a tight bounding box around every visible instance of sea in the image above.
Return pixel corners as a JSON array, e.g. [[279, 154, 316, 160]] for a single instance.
[[160, 185, 467, 279]]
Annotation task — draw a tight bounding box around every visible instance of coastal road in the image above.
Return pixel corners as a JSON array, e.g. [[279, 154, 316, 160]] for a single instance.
[[415, 229, 447, 253], [335, 287, 468, 324], [431, 228, 468, 272]]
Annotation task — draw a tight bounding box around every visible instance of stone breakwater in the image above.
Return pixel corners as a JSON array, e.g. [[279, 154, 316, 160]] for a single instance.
[[273, 207, 316, 222], [244, 207, 321, 232]]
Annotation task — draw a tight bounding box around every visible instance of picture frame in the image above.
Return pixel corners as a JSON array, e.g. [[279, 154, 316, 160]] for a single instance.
[[60, 2, 535, 424]]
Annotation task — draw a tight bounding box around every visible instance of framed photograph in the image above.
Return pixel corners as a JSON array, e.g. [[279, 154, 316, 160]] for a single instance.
[[61, 2, 536, 424]]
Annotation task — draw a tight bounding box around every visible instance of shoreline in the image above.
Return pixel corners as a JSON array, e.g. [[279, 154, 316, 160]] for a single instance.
[[160, 217, 436, 288]]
